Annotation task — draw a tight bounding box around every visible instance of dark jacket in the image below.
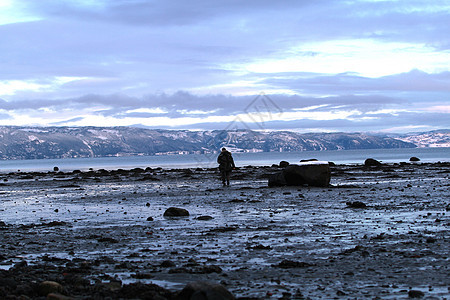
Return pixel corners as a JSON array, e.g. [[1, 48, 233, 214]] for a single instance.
[[217, 151, 235, 171]]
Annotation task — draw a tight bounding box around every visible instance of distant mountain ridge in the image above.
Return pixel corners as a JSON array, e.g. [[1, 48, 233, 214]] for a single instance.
[[393, 129, 450, 148], [0, 126, 446, 160]]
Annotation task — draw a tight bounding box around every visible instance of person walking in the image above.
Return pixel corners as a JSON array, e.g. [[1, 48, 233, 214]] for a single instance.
[[217, 147, 235, 186]]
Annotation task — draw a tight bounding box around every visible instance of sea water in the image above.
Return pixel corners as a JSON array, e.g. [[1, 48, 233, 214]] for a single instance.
[[0, 147, 448, 173]]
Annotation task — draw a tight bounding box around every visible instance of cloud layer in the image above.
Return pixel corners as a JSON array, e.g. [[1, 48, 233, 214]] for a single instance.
[[0, 0, 449, 132]]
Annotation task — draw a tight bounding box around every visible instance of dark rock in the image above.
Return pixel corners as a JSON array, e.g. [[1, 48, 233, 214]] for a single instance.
[[279, 161, 289, 168], [196, 265, 222, 274], [196, 216, 214, 221], [209, 226, 238, 233], [282, 163, 331, 187], [426, 237, 436, 243], [97, 237, 119, 243], [175, 281, 235, 300], [160, 260, 176, 268], [38, 281, 64, 296], [164, 207, 190, 217], [409, 156, 420, 162], [346, 201, 367, 208], [146, 216, 154, 221], [273, 259, 313, 268], [53, 166, 60, 172], [364, 158, 382, 167], [408, 290, 425, 298], [300, 158, 318, 162]]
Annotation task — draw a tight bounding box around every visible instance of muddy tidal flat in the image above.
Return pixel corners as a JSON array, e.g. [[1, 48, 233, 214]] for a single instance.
[[1, 162, 449, 299]]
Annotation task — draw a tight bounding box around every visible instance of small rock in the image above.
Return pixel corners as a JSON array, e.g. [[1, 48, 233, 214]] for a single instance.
[[146, 216, 154, 221], [346, 201, 367, 208], [409, 157, 420, 162], [426, 237, 436, 243], [97, 237, 119, 243], [160, 260, 176, 267], [38, 281, 64, 296], [164, 207, 190, 217], [408, 290, 425, 298], [273, 259, 312, 268], [197, 265, 222, 274], [196, 215, 214, 221], [364, 158, 382, 167]]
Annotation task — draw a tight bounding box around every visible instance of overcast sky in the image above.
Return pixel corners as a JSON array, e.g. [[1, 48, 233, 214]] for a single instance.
[[1, 0, 449, 133]]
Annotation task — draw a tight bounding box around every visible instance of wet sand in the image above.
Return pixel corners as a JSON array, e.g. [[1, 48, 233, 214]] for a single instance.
[[1, 162, 449, 299]]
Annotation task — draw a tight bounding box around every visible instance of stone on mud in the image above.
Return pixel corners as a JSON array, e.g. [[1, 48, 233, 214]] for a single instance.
[[408, 289, 425, 298], [273, 259, 313, 268], [346, 201, 367, 208], [196, 215, 214, 221], [163, 207, 190, 217], [38, 281, 64, 296], [175, 281, 235, 300], [364, 158, 382, 167], [410, 156, 420, 162]]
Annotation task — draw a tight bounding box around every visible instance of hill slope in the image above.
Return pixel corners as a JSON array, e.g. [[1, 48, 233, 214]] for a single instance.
[[0, 126, 426, 160]]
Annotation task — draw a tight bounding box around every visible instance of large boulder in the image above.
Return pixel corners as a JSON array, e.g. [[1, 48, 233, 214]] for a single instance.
[[268, 161, 331, 187], [283, 162, 331, 187]]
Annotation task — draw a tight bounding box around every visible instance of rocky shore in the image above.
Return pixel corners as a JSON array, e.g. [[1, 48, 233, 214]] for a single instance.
[[0, 161, 449, 299]]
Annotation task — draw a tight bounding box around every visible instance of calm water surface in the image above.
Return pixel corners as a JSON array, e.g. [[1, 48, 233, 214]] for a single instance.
[[0, 147, 448, 173]]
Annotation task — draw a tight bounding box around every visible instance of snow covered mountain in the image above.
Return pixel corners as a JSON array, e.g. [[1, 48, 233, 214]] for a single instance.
[[0, 126, 443, 160], [395, 130, 450, 148]]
